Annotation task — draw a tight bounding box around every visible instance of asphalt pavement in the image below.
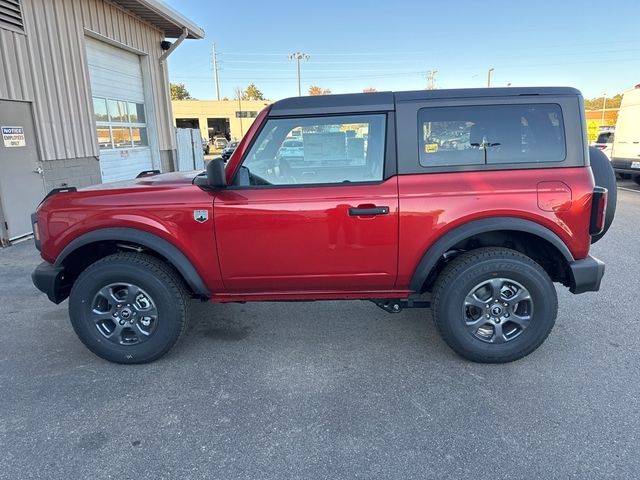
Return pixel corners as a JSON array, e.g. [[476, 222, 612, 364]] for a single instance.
[[0, 186, 638, 480]]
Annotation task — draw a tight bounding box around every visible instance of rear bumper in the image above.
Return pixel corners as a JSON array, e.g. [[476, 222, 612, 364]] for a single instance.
[[32, 262, 68, 304], [611, 158, 640, 175], [568, 255, 605, 294]]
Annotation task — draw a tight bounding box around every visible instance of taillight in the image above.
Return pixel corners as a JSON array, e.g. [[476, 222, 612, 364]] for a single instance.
[[589, 187, 608, 236], [31, 212, 41, 251], [595, 145, 606, 150]]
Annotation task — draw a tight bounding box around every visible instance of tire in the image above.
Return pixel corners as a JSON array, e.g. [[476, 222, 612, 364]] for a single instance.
[[634, 175, 640, 186], [68, 253, 190, 364], [432, 247, 557, 363], [589, 146, 617, 243]]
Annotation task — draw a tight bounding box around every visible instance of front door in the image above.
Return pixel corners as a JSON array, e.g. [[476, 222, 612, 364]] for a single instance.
[[0, 100, 45, 241], [214, 113, 398, 293]]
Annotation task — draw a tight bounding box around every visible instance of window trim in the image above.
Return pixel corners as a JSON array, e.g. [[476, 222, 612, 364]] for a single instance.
[[416, 102, 568, 168], [93, 96, 149, 151], [229, 111, 396, 190], [395, 95, 586, 175]]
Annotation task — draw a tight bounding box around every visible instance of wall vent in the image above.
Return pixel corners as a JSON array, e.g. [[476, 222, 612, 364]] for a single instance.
[[0, 0, 24, 33]]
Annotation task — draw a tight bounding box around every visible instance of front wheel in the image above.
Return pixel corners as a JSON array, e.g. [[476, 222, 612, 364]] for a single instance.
[[69, 253, 190, 364], [432, 247, 557, 363]]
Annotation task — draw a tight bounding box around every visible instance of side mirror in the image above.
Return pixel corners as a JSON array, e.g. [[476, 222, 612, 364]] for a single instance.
[[206, 158, 227, 188]]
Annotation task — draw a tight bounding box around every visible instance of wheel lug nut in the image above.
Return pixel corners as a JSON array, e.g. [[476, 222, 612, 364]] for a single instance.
[[486, 314, 490, 318], [503, 303, 508, 307], [119, 320, 125, 325], [505, 313, 510, 318], [495, 318, 501, 324]]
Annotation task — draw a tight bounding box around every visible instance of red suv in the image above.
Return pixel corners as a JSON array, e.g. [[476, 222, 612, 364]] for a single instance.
[[32, 87, 616, 364]]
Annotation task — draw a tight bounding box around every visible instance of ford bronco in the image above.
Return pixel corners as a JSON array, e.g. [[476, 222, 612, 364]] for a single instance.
[[32, 87, 617, 364]]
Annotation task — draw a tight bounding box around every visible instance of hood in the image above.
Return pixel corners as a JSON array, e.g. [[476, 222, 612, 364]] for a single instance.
[[81, 171, 201, 191]]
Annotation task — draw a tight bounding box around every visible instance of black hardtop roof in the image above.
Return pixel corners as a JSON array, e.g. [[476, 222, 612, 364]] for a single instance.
[[269, 87, 582, 116]]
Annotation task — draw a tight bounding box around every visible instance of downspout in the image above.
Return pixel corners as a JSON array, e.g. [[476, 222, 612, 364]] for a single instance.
[[158, 27, 188, 172], [159, 27, 188, 63]]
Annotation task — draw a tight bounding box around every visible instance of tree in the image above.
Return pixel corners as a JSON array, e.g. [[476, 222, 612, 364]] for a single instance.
[[363, 87, 378, 93], [308, 85, 331, 96], [233, 87, 246, 101], [234, 84, 265, 101], [584, 94, 623, 110], [170, 83, 194, 100], [244, 83, 265, 100]]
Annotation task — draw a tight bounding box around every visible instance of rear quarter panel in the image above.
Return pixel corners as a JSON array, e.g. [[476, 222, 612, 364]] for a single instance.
[[396, 167, 595, 288]]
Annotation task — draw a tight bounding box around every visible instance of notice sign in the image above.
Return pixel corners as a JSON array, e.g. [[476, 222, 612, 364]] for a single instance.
[[2, 126, 26, 147]]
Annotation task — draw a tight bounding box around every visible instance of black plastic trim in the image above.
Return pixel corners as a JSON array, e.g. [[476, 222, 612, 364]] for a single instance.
[[348, 206, 389, 216], [395, 94, 586, 175], [589, 186, 607, 235], [568, 255, 605, 294], [136, 169, 161, 178], [30, 212, 40, 251], [42, 187, 77, 203], [54, 228, 209, 297], [408, 217, 575, 292], [32, 262, 67, 304]]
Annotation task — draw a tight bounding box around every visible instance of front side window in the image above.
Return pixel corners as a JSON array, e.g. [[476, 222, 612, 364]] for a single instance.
[[238, 114, 386, 186], [93, 97, 148, 150], [418, 103, 566, 167]]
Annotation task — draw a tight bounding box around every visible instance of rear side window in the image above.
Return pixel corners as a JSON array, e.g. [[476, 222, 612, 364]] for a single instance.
[[418, 104, 566, 167]]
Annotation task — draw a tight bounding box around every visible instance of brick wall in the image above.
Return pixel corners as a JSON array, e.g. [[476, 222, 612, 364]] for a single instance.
[[42, 157, 102, 191]]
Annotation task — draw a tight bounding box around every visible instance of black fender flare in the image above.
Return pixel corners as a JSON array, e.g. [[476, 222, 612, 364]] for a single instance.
[[408, 218, 575, 292], [55, 227, 209, 297]]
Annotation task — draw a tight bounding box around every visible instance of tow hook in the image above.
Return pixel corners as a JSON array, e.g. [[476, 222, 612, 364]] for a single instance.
[[373, 299, 431, 313]]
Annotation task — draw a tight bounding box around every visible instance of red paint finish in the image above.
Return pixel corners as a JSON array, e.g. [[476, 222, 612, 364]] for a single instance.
[[214, 179, 399, 292], [395, 167, 594, 288], [37, 173, 223, 294]]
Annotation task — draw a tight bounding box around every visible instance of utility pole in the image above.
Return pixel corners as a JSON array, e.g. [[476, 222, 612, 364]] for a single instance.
[[288, 52, 310, 96], [212, 43, 220, 101], [426, 69, 438, 90], [601, 93, 607, 126], [487, 68, 494, 88]]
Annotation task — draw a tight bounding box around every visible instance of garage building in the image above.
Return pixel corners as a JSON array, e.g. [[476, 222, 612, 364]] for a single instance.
[[0, 0, 203, 244]]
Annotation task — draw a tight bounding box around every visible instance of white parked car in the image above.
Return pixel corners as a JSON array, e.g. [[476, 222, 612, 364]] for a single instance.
[[212, 135, 228, 149], [592, 127, 614, 160]]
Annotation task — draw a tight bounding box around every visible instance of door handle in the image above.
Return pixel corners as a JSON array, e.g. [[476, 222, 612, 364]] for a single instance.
[[348, 206, 390, 216], [33, 167, 43, 175]]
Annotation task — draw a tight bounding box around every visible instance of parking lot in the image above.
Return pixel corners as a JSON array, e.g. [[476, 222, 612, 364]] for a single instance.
[[0, 185, 638, 480]]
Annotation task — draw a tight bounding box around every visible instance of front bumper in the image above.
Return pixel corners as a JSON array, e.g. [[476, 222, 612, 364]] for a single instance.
[[568, 255, 605, 294], [32, 262, 68, 304]]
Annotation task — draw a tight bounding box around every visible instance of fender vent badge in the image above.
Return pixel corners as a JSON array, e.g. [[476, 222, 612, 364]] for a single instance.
[[194, 210, 209, 223]]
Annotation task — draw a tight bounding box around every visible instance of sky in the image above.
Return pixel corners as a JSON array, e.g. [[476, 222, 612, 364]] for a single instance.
[[164, 0, 640, 102]]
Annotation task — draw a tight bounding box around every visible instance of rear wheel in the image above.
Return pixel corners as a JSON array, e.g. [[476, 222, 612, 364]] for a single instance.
[[69, 253, 190, 364], [432, 247, 557, 363]]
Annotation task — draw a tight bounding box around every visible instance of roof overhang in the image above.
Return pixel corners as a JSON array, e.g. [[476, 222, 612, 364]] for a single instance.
[[112, 0, 205, 39]]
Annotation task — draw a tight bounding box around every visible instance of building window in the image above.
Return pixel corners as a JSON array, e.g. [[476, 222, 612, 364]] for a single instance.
[[93, 96, 148, 150], [235, 111, 258, 118]]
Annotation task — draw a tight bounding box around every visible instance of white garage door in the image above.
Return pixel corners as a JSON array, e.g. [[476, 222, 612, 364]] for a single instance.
[[85, 37, 154, 183]]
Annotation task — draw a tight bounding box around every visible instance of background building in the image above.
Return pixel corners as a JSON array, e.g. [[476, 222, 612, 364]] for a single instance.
[[0, 0, 203, 244], [173, 100, 272, 144]]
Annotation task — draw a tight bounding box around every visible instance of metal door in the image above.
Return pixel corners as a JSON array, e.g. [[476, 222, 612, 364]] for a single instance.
[[0, 100, 45, 240]]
